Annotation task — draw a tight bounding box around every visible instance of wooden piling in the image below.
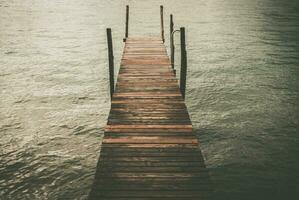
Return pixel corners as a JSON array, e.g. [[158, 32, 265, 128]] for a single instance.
[[179, 27, 187, 99], [124, 5, 129, 41], [170, 14, 174, 69], [106, 28, 114, 100], [160, 5, 165, 43]]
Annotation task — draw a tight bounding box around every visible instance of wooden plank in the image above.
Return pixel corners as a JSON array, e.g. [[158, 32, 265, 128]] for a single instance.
[[109, 109, 189, 114], [100, 152, 203, 157], [108, 116, 190, 121], [95, 161, 204, 167], [102, 136, 198, 144], [104, 132, 195, 136], [113, 92, 182, 97], [100, 147, 201, 153], [94, 181, 212, 190], [105, 124, 192, 129], [104, 128, 193, 133], [91, 190, 211, 198], [101, 143, 198, 148]]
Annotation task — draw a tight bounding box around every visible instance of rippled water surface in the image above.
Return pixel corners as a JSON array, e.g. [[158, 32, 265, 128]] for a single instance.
[[1, 0, 299, 199]]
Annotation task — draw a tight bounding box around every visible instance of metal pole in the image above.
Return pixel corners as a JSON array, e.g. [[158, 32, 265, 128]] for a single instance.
[[106, 28, 114, 100], [170, 14, 174, 69], [180, 27, 187, 99], [124, 5, 129, 42], [160, 5, 165, 43]]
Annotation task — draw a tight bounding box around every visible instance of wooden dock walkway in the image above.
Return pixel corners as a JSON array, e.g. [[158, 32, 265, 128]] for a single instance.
[[88, 37, 212, 199]]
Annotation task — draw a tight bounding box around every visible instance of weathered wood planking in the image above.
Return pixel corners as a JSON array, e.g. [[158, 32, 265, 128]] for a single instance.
[[88, 37, 212, 199]]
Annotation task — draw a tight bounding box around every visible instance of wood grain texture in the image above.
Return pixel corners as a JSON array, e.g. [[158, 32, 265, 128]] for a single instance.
[[88, 37, 212, 200]]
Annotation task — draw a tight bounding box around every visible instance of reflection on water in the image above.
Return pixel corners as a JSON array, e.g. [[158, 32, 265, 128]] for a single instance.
[[1, 0, 299, 199]]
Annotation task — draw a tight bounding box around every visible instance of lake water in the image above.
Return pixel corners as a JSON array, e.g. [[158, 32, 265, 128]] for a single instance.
[[1, 0, 298, 199]]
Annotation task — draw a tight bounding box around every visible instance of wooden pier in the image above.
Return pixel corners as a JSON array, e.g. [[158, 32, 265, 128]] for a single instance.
[[88, 6, 211, 199], [88, 37, 212, 199]]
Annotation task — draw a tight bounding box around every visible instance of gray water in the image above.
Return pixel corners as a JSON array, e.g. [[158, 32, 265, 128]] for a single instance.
[[1, 0, 299, 199]]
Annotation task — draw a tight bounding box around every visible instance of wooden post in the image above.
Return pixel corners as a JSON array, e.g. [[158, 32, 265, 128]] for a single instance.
[[180, 27, 187, 99], [106, 28, 114, 100], [170, 14, 174, 69], [124, 5, 129, 42], [160, 5, 165, 43]]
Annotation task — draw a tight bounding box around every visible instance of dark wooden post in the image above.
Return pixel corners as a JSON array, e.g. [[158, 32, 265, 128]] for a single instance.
[[160, 5, 165, 43], [170, 14, 174, 69], [124, 5, 129, 42], [106, 28, 114, 100], [180, 27, 187, 99]]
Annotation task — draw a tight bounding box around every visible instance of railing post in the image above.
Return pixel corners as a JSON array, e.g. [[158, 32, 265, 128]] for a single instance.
[[160, 5, 165, 43], [180, 27, 187, 99], [106, 28, 114, 100], [170, 14, 174, 69], [124, 5, 129, 42]]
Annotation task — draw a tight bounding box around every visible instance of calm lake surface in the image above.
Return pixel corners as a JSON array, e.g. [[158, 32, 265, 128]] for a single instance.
[[1, 0, 298, 199]]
